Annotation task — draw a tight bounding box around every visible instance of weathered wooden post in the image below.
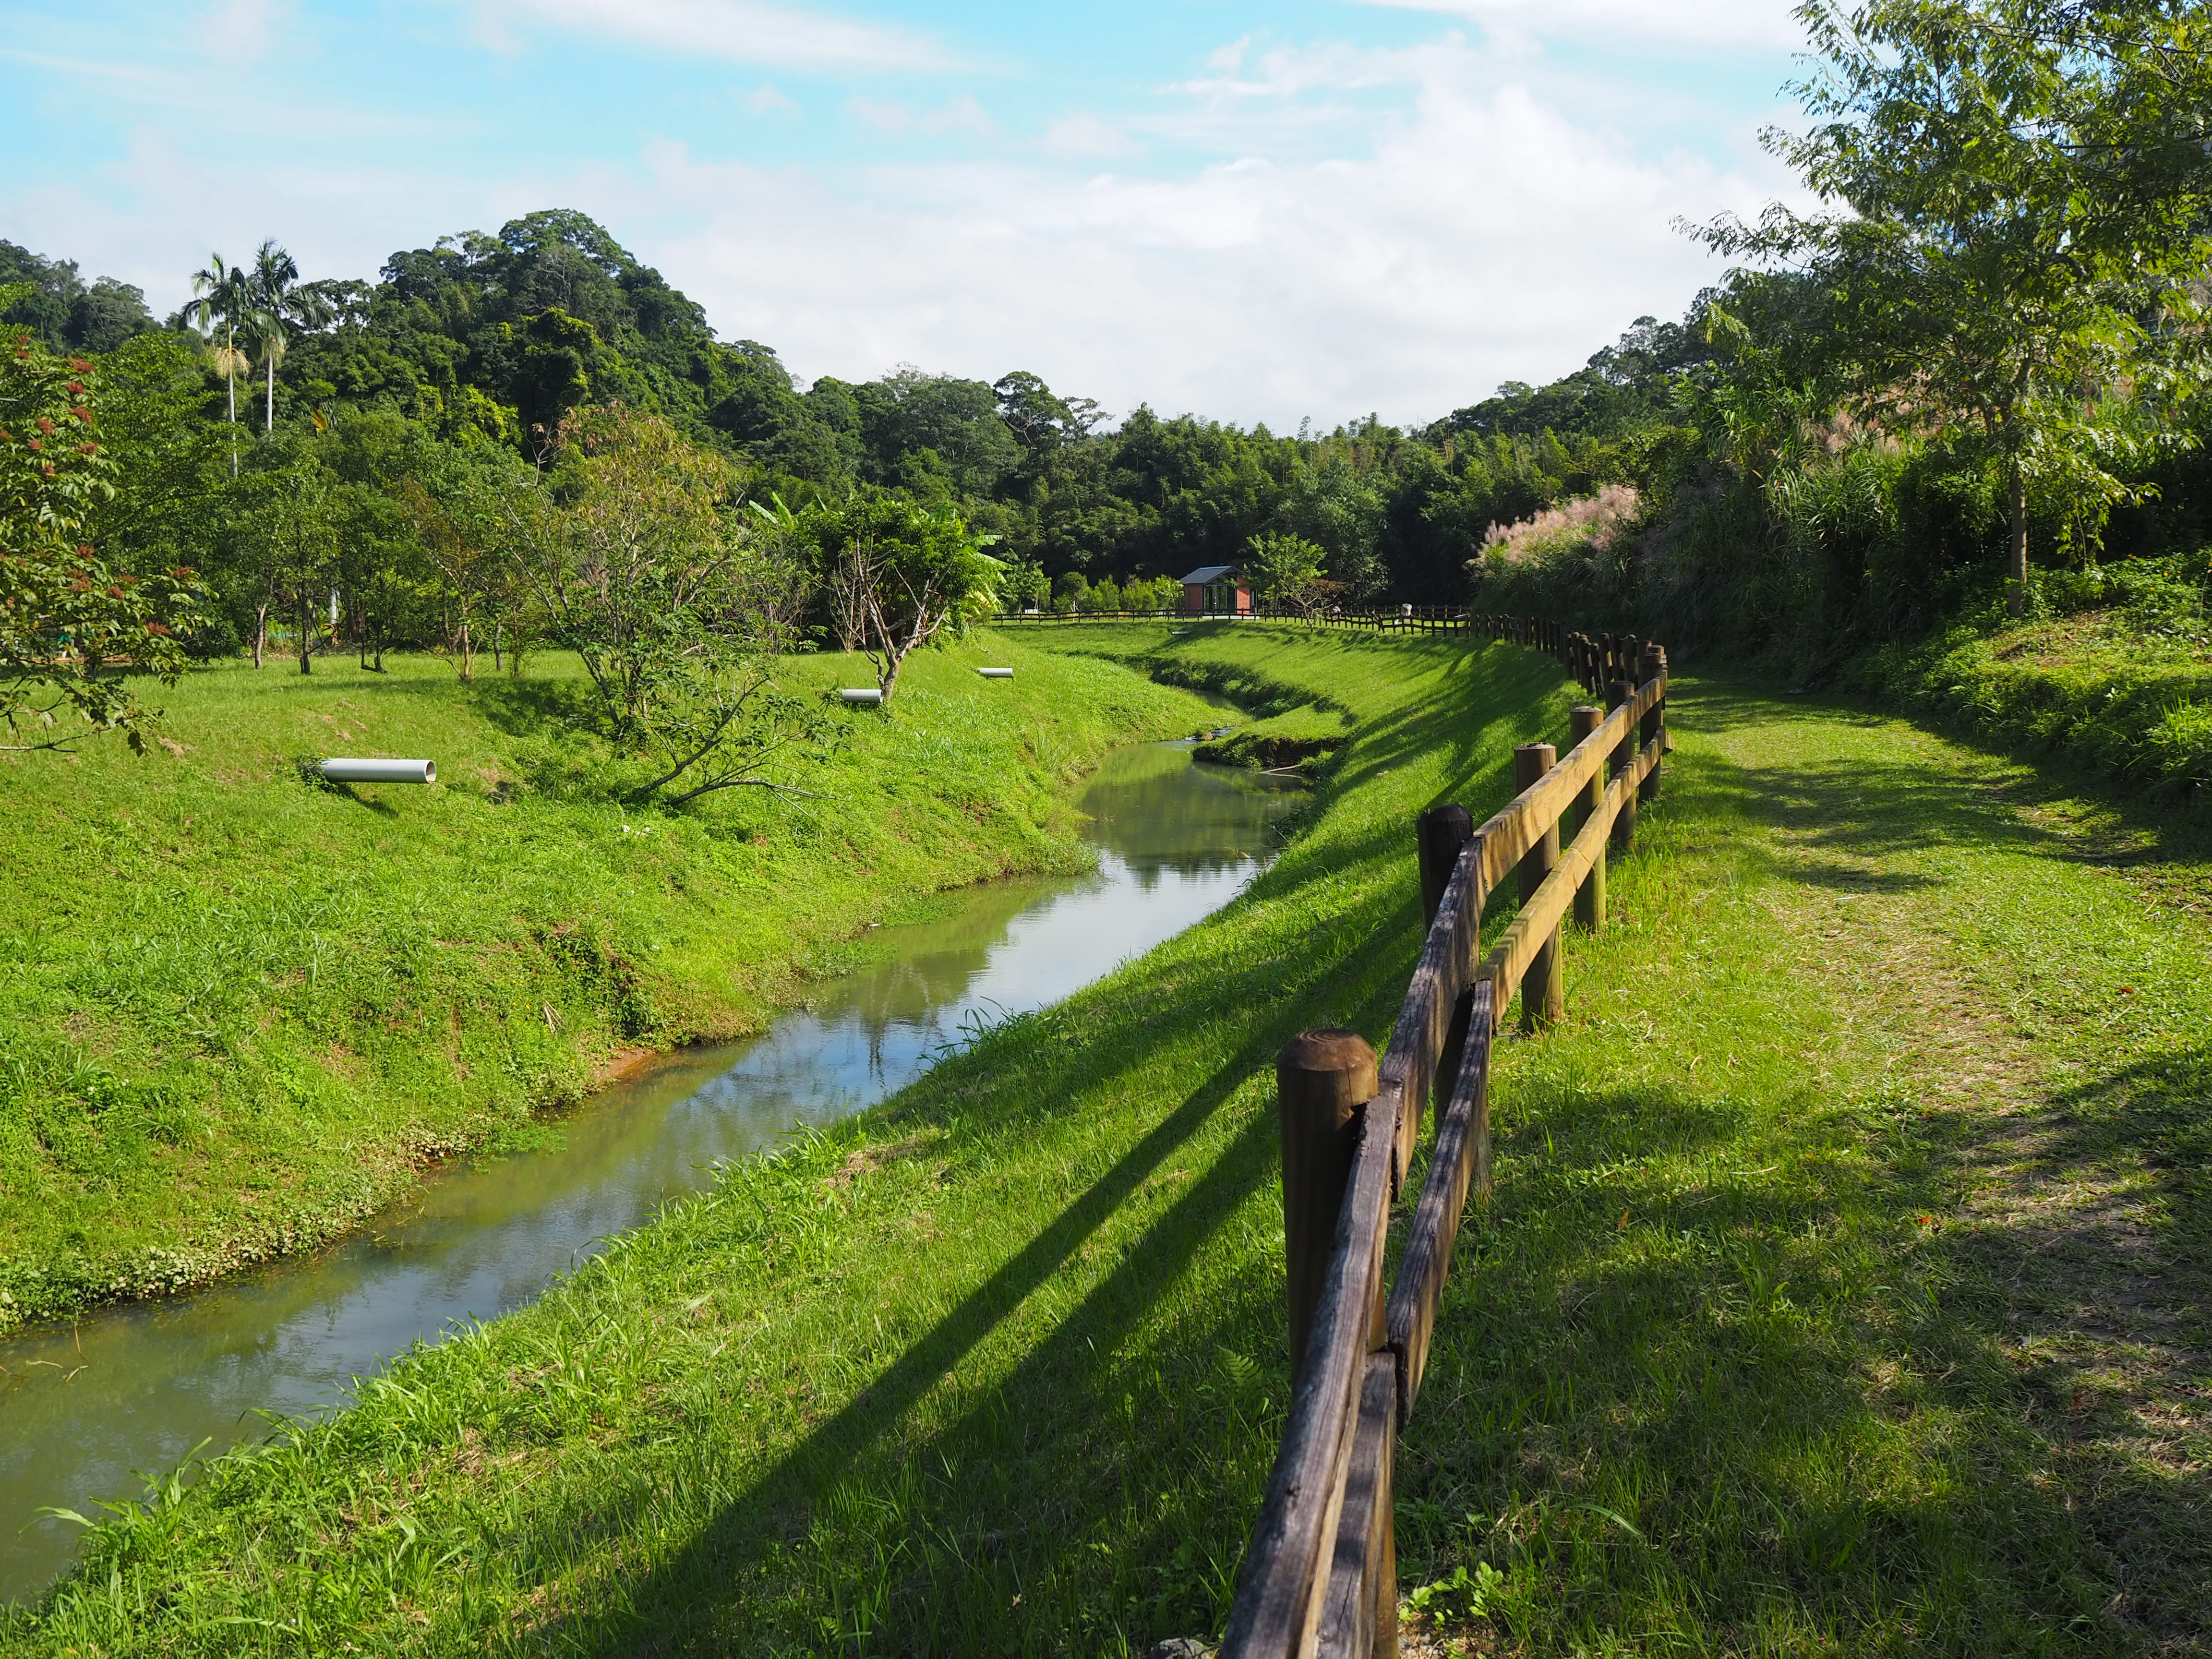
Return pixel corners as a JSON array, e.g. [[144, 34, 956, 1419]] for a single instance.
[[1608, 678, 1637, 853], [1416, 804, 1474, 930], [1569, 706, 1607, 933], [1418, 804, 1479, 1153], [1277, 1030, 1379, 1386], [1639, 644, 1667, 804], [1513, 744, 1565, 1031]]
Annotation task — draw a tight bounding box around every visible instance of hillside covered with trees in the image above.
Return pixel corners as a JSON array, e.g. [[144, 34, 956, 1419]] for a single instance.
[[6, 0, 2212, 788]]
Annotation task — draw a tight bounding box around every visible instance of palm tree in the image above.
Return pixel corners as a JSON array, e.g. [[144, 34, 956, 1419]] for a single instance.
[[186, 253, 253, 475], [245, 239, 329, 433]]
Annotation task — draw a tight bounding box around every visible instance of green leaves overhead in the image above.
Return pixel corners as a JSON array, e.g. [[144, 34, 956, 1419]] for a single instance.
[[1697, 0, 2212, 612]]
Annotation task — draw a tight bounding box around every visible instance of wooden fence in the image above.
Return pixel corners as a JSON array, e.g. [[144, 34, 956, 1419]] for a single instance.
[[993, 606, 1487, 637], [1217, 618, 1668, 1659]]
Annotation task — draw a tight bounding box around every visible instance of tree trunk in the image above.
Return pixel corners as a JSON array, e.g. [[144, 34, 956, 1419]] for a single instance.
[[2007, 461, 2029, 617], [253, 602, 268, 668], [297, 592, 313, 675], [265, 357, 275, 433], [493, 616, 503, 673]]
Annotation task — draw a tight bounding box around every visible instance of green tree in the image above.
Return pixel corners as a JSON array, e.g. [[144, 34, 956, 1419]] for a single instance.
[[0, 240, 155, 354], [233, 442, 341, 673], [806, 492, 1001, 701], [1272, 452, 1384, 598], [79, 331, 238, 611], [244, 239, 332, 434], [0, 312, 205, 748], [1698, 0, 2212, 613], [185, 253, 257, 477], [504, 404, 827, 803], [1246, 530, 1328, 626]]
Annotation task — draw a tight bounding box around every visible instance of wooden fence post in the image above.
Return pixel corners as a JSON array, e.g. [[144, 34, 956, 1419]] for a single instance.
[[1608, 678, 1637, 853], [1638, 644, 1666, 804], [1418, 805, 1479, 1162], [1569, 705, 1607, 933], [1415, 804, 1474, 930], [1277, 1030, 1380, 1387], [1513, 744, 1565, 1031]]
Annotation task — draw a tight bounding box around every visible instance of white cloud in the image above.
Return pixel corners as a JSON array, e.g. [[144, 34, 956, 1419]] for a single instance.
[[611, 39, 1800, 426], [468, 0, 958, 71], [846, 93, 996, 139], [1041, 113, 1143, 160], [4, 32, 1803, 430], [0, 127, 502, 315], [1348, 0, 1807, 50], [740, 84, 800, 118], [204, 0, 290, 60]]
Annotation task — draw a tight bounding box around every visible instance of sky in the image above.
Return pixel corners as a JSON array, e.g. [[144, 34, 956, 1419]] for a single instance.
[[0, 0, 1817, 431]]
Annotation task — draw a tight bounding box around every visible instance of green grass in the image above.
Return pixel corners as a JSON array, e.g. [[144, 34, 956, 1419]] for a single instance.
[[11, 624, 2212, 1656], [1193, 703, 1353, 772], [1860, 592, 2212, 797], [0, 633, 1219, 1331]]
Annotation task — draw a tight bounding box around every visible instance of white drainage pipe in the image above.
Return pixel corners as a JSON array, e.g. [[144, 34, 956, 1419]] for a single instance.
[[839, 688, 884, 705], [321, 757, 435, 784], [976, 667, 1013, 679]]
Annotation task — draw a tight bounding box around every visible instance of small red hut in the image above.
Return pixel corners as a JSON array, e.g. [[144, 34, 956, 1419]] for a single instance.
[[1177, 564, 1252, 616]]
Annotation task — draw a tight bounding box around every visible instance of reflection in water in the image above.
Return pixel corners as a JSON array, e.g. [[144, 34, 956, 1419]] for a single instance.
[[0, 745, 1301, 1602]]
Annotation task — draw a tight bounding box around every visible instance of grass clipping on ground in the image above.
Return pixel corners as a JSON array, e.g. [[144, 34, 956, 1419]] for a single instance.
[[13, 624, 2212, 1658], [0, 633, 1217, 1330]]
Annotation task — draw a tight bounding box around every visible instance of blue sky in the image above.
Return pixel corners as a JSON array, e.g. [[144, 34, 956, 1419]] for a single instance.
[[0, 0, 1815, 428]]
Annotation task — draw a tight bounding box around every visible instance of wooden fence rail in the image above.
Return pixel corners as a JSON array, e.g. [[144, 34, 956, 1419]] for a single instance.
[[989, 609, 1666, 678], [1218, 616, 1667, 1659]]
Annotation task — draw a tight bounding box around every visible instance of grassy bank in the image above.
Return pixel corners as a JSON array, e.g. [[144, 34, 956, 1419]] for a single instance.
[[0, 633, 1218, 1332], [1858, 564, 2212, 799], [2, 623, 1569, 1650], [12, 625, 2212, 1655]]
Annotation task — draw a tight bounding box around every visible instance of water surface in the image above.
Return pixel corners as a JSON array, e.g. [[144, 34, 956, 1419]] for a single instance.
[[0, 743, 1301, 1603]]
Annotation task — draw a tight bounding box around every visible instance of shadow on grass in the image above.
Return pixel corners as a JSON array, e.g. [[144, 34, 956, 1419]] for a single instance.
[[1398, 1068, 2124, 1649], [477, 638, 1536, 1653], [505, 882, 1426, 1653], [1926, 1041, 2212, 1649], [1678, 676, 2212, 876]]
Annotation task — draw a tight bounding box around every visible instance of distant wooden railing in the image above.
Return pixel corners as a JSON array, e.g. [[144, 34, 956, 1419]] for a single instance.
[[1219, 619, 1668, 1659], [991, 606, 1592, 639]]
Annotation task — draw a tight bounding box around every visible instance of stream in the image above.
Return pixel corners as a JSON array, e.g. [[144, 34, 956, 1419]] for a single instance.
[[0, 741, 1303, 1605]]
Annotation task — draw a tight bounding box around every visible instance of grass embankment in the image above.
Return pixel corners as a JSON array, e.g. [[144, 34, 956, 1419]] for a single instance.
[[12, 624, 2212, 1655], [1860, 564, 2212, 800], [0, 635, 1219, 1331]]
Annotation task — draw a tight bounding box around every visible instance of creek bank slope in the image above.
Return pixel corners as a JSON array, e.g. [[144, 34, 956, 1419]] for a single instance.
[[7, 625, 1571, 1653], [0, 632, 1216, 1330], [31, 638, 2210, 1656], [1856, 568, 2212, 801]]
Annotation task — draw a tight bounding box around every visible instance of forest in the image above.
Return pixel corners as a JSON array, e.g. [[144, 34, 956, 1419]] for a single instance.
[[6, 0, 2212, 781], [0, 204, 1636, 666]]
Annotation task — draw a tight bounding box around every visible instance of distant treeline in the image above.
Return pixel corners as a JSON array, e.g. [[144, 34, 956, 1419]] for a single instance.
[[14, 0, 2212, 687], [0, 209, 1722, 624]]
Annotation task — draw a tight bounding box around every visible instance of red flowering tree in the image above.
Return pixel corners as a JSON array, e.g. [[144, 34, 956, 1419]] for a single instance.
[[0, 297, 205, 751]]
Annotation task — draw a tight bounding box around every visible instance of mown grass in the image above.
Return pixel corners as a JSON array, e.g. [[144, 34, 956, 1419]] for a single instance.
[[10, 624, 2212, 1655], [1395, 689, 2212, 1655], [0, 633, 1218, 1330], [1860, 586, 2212, 798]]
